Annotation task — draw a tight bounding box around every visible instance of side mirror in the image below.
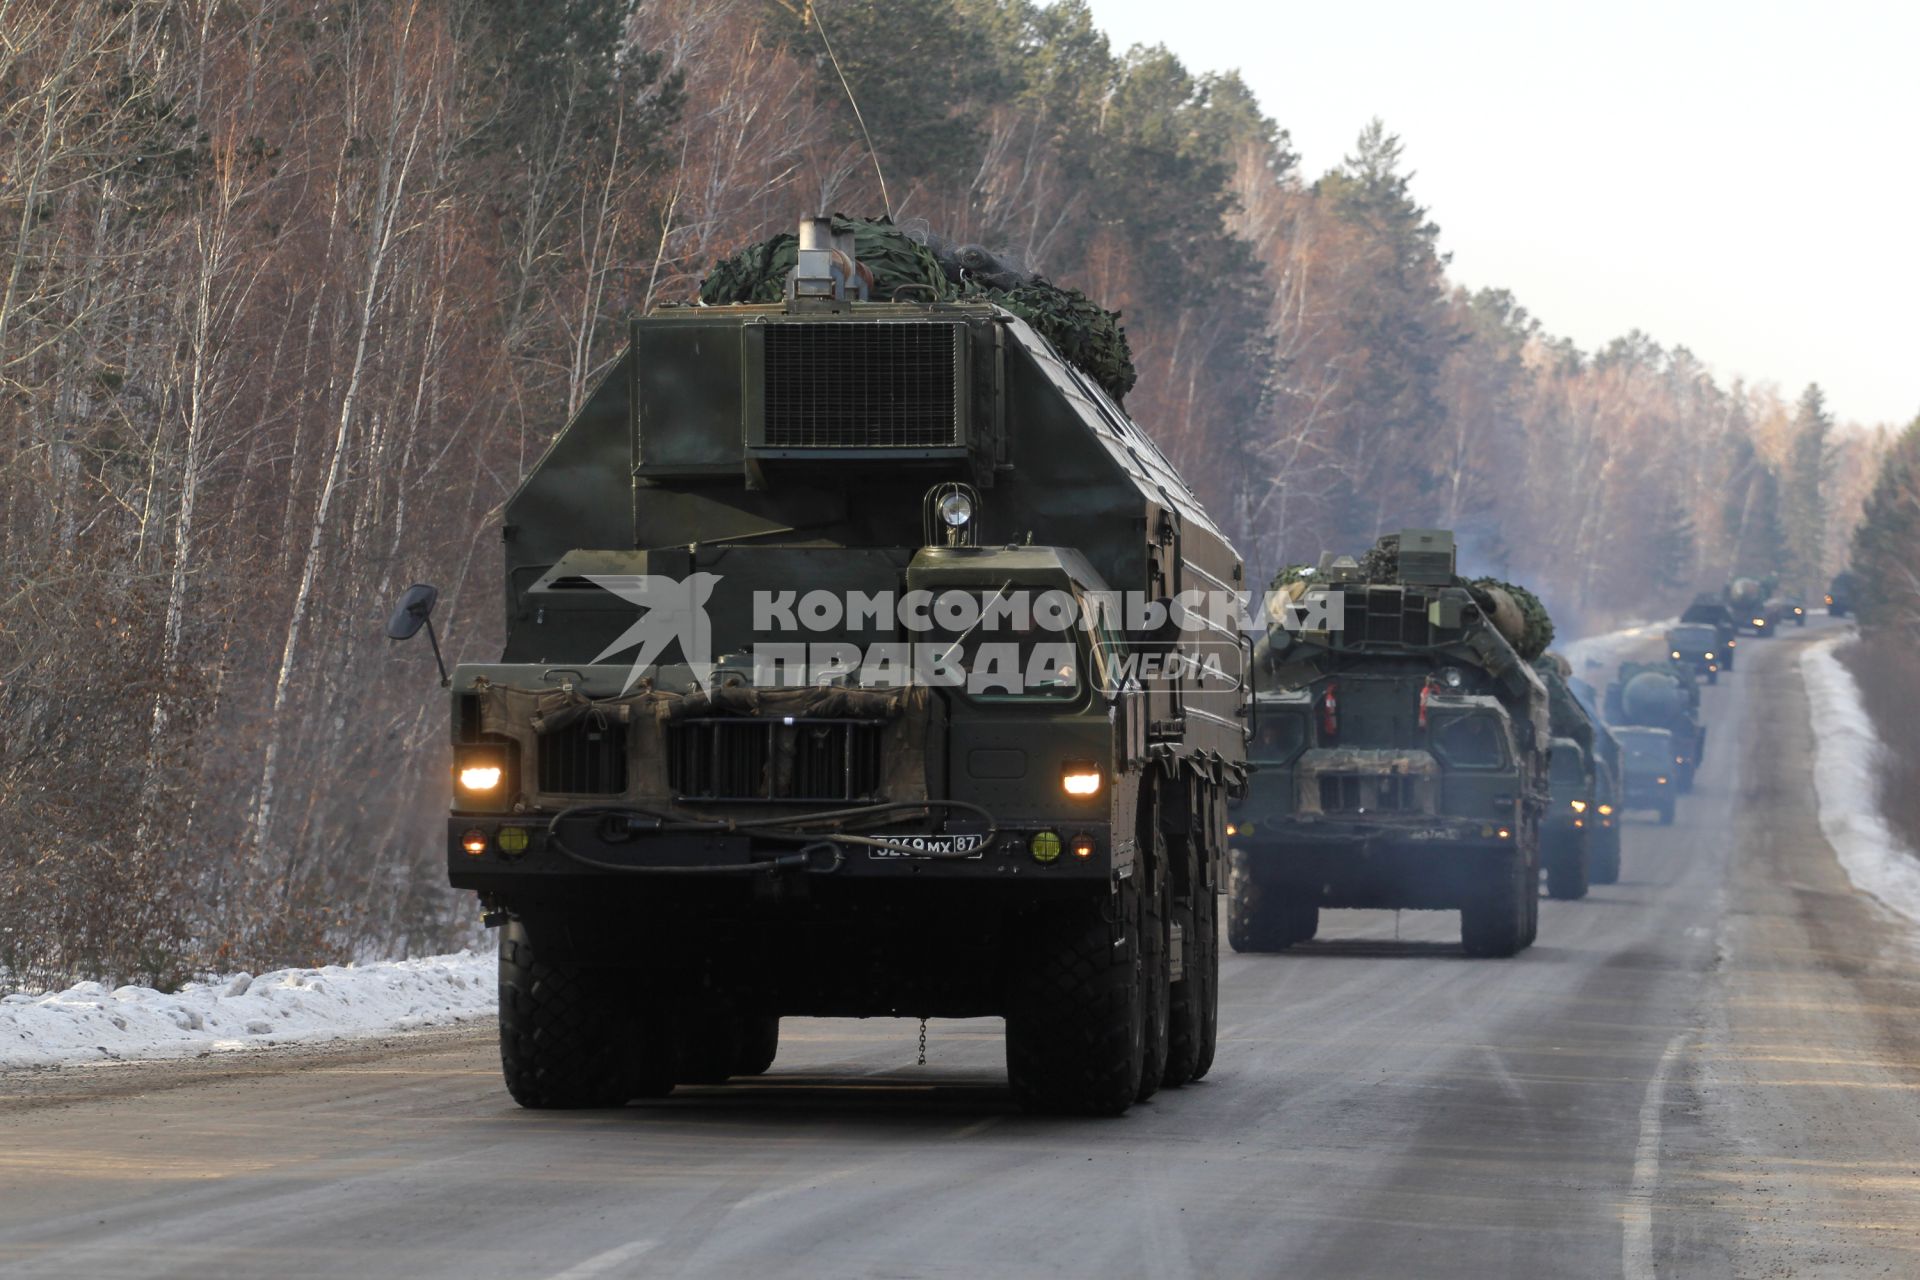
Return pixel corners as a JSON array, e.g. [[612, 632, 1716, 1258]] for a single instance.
[[387, 583, 439, 640], [387, 583, 448, 686]]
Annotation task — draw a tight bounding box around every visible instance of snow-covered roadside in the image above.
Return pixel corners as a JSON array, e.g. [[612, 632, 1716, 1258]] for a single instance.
[[1, 950, 495, 1070], [1801, 636, 1920, 930]]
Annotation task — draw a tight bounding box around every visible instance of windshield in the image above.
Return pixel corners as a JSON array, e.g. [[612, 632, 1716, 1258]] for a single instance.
[[1430, 714, 1508, 768], [1551, 749, 1586, 782], [1253, 710, 1308, 763], [922, 619, 1083, 700], [1670, 627, 1716, 649], [1616, 731, 1672, 764]]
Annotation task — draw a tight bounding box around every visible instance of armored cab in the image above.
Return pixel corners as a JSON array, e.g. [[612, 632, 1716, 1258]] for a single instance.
[[413, 218, 1248, 1117], [1228, 530, 1551, 959], [1680, 595, 1739, 670]]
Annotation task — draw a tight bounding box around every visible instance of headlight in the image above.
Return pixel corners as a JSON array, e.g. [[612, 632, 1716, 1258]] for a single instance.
[[1598, 803, 1614, 816], [1705, 652, 1714, 659], [1570, 799, 1587, 813], [1656, 776, 1669, 785], [1062, 763, 1102, 797], [1752, 617, 1765, 626], [1226, 822, 1238, 837], [1671, 650, 1682, 659], [939, 491, 974, 528], [458, 764, 502, 792]]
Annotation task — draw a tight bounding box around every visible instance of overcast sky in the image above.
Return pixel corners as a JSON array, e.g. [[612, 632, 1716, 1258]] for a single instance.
[[1080, 0, 1918, 426]]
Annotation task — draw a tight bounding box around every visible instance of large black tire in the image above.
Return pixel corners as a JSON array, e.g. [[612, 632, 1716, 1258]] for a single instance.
[[734, 1016, 779, 1076], [1544, 832, 1589, 901], [1460, 857, 1528, 958], [1163, 833, 1212, 1089], [1005, 881, 1146, 1117], [498, 921, 668, 1108], [1135, 829, 1171, 1103], [1658, 798, 1676, 826], [1590, 828, 1622, 885], [1227, 852, 1317, 952], [1190, 881, 1219, 1080]]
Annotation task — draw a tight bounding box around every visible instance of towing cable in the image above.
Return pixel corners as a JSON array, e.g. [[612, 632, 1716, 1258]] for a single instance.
[[544, 799, 999, 876]]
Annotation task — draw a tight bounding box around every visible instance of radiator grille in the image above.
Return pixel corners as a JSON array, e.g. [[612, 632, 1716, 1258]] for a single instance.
[[1317, 773, 1418, 813], [669, 718, 886, 804], [536, 715, 629, 794], [762, 323, 958, 448], [1338, 587, 1435, 648]]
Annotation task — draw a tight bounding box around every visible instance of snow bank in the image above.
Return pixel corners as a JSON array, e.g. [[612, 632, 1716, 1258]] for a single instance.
[[1801, 636, 1920, 930], [0, 950, 494, 1070]]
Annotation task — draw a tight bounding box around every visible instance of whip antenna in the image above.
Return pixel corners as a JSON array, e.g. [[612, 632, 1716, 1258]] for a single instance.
[[807, 2, 894, 219]]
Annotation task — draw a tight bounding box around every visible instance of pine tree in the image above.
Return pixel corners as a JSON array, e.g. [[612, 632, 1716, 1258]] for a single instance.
[[1781, 384, 1832, 593], [1849, 417, 1920, 625]]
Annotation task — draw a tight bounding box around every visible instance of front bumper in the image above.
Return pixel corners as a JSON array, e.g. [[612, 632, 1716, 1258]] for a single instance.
[[447, 813, 1116, 891]]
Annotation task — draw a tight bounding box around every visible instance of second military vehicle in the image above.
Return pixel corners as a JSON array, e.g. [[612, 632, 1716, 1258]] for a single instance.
[[1665, 623, 1724, 683], [1614, 726, 1679, 824], [397, 216, 1249, 1117], [1567, 675, 1624, 883], [1544, 737, 1594, 899], [1680, 596, 1738, 670], [1606, 662, 1706, 792], [1229, 530, 1551, 958]]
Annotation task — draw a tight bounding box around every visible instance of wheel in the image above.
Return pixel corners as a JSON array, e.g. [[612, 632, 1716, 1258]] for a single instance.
[[1005, 880, 1146, 1116], [733, 1016, 779, 1076], [497, 920, 668, 1108], [1190, 879, 1219, 1081], [1658, 799, 1676, 826], [1227, 852, 1317, 952], [1544, 832, 1589, 900], [1163, 834, 1207, 1089], [1707, 670, 1718, 685], [1522, 837, 1541, 946], [1590, 828, 1621, 884], [1135, 825, 1171, 1103], [1461, 856, 1527, 957]]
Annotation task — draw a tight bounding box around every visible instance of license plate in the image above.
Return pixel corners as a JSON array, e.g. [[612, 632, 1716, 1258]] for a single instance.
[[868, 833, 987, 860]]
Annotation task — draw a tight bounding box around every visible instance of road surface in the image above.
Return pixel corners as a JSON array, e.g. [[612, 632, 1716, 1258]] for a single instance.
[[4, 620, 1917, 1278]]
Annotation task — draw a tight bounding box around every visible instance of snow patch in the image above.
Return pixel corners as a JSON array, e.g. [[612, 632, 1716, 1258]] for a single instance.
[[0, 951, 495, 1070], [1801, 636, 1920, 930]]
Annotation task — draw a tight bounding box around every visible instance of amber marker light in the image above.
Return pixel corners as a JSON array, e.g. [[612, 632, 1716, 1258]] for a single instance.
[[461, 828, 489, 856], [1570, 799, 1587, 813], [1062, 763, 1102, 797]]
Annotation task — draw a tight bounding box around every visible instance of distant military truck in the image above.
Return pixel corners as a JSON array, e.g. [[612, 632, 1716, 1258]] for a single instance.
[[1827, 572, 1857, 617], [1614, 726, 1678, 825], [1679, 596, 1738, 670], [1605, 662, 1706, 793], [1566, 675, 1624, 883], [1544, 737, 1594, 899], [1779, 595, 1808, 627], [1728, 578, 1774, 636], [1665, 623, 1723, 684], [394, 216, 1249, 1117], [1229, 530, 1552, 958]]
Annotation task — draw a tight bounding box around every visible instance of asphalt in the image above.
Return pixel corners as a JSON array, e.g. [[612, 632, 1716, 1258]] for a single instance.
[[3, 618, 1917, 1279]]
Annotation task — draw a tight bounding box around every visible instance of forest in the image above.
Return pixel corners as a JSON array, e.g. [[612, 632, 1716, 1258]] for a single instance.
[[0, 0, 1900, 986]]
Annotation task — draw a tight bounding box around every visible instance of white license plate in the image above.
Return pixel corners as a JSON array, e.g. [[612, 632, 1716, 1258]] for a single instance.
[[868, 833, 987, 860]]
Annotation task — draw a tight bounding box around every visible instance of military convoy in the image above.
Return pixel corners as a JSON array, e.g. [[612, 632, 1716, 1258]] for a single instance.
[[396, 216, 1251, 1116], [386, 213, 1760, 1113]]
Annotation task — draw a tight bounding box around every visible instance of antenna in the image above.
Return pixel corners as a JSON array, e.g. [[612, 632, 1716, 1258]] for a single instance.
[[807, 2, 894, 220]]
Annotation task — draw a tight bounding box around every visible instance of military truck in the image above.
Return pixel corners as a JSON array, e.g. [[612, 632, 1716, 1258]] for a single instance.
[[392, 217, 1248, 1117], [1778, 595, 1808, 627], [1228, 530, 1552, 958], [1665, 623, 1723, 683], [1827, 571, 1856, 617], [1543, 737, 1593, 899], [1614, 726, 1678, 824], [1679, 596, 1738, 670], [1727, 578, 1774, 635], [1566, 675, 1624, 883], [1605, 662, 1705, 793]]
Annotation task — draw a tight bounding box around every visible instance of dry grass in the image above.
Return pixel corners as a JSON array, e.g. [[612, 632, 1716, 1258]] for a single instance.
[[1838, 631, 1920, 854]]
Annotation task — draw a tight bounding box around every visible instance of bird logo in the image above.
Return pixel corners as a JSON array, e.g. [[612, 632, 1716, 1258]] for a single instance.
[[587, 574, 722, 694]]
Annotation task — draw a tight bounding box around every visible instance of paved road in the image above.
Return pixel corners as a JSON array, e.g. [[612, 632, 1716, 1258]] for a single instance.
[[4, 620, 1918, 1279]]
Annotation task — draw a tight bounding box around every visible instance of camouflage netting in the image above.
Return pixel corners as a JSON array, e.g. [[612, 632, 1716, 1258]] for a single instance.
[[1469, 579, 1555, 662], [697, 215, 1138, 403]]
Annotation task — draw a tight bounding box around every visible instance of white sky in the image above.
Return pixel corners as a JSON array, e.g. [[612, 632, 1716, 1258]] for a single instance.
[[1080, 0, 1919, 426]]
